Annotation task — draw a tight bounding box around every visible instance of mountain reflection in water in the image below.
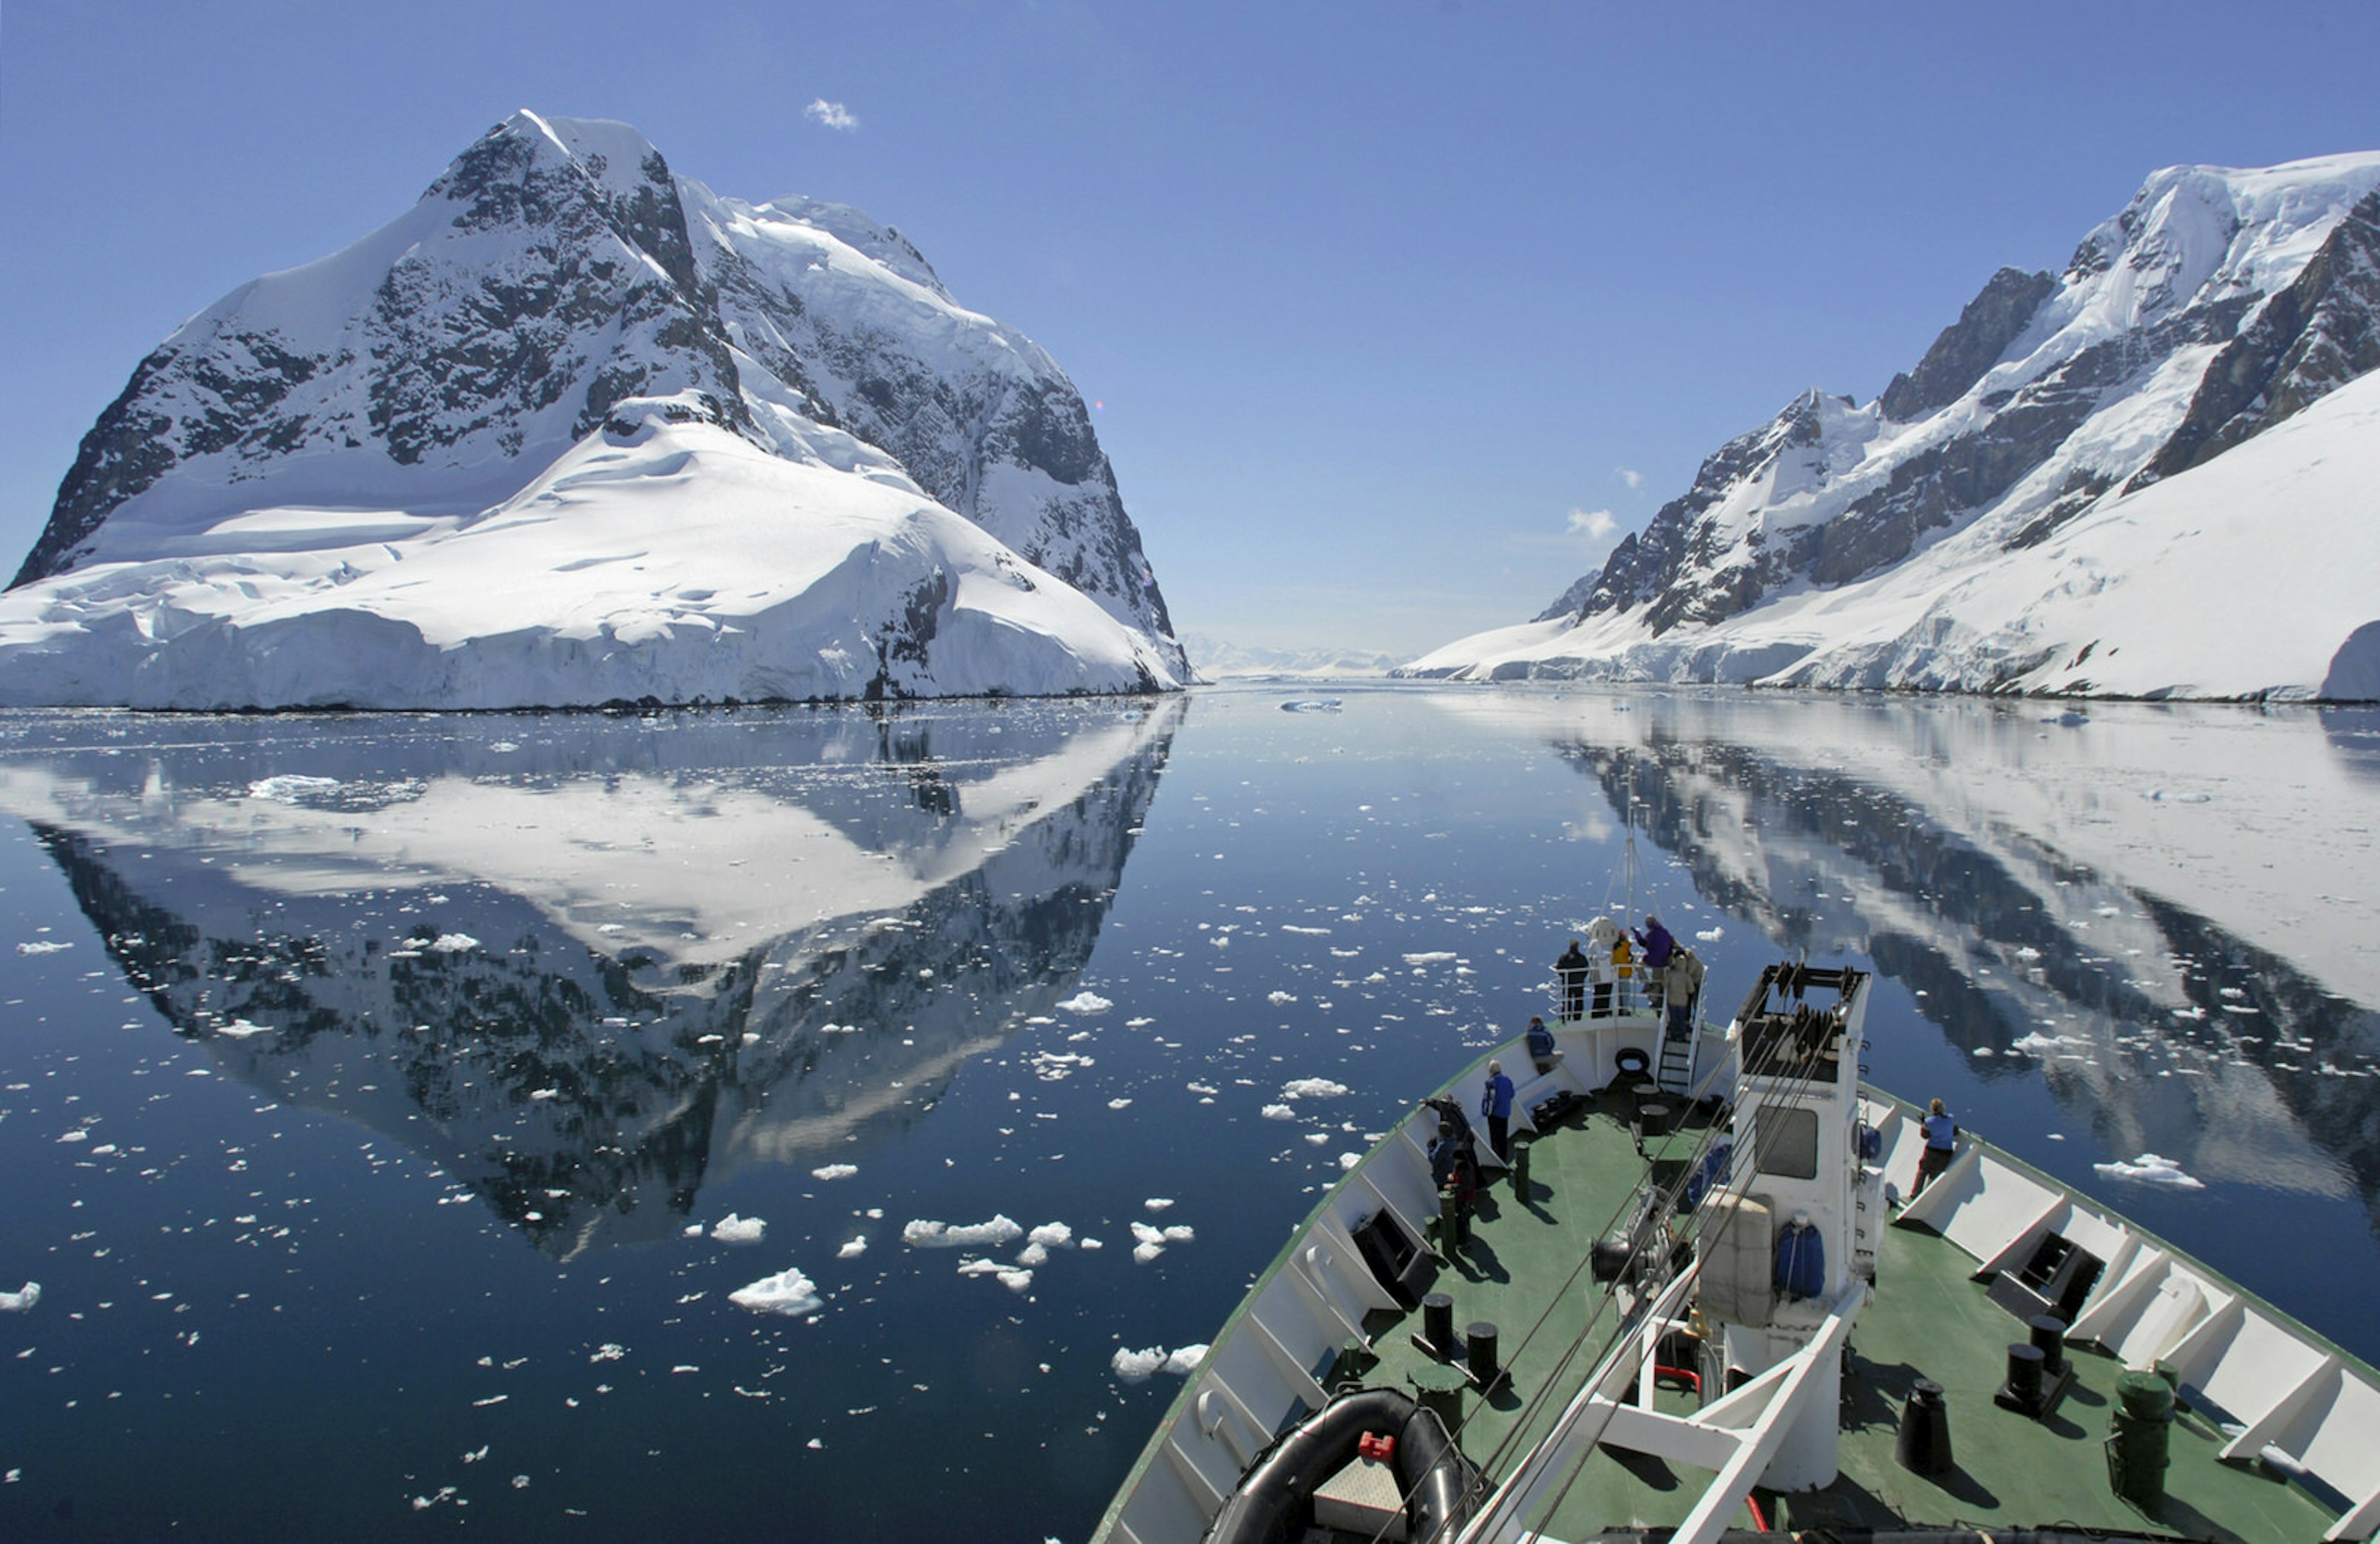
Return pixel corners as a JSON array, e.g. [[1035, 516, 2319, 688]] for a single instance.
[[2, 685, 2374, 1542], [4, 700, 1184, 1258], [1426, 690, 2380, 1250]]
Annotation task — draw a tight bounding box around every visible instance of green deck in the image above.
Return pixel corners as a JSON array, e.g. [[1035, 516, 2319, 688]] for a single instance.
[[1351, 1087, 2346, 1543]]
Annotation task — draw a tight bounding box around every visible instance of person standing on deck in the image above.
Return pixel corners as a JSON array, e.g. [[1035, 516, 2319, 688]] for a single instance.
[[1636, 914, 1677, 1013], [1526, 1015, 1559, 1074], [1481, 1061, 1516, 1162], [1587, 917, 1621, 1016], [1663, 946, 1704, 1042], [1912, 1098, 1959, 1198], [1555, 937, 1590, 1020], [1610, 931, 1634, 1013]]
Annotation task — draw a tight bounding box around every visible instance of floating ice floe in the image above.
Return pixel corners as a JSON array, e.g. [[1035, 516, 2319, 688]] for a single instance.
[[527, 1087, 560, 1101], [1279, 699, 1341, 713], [1108, 1098, 1134, 1109], [1267, 991, 1299, 1005], [710, 1214, 767, 1245], [1695, 927, 1723, 942], [247, 775, 342, 803], [956, 1259, 1034, 1292], [1110, 1343, 1211, 1382], [2093, 1153, 2206, 1189], [0, 1282, 39, 1312], [15, 940, 71, 955], [1029, 1222, 1074, 1248], [1057, 990, 1112, 1015], [589, 1343, 626, 1363], [2139, 789, 2212, 803], [1281, 1078, 1350, 1100], [1261, 1103, 1297, 1121], [837, 1237, 868, 1259], [729, 1266, 825, 1317], [1025, 1050, 1094, 1082], [903, 1215, 1023, 1250], [1402, 952, 1458, 965], [810, 1163, 859, 1181], [426, 933, 480, 953], [2010, 1031, 2081, 1055], [1339, 1153, 1362, 1170], [1144, 1198, 1175, 1212], [1281, 925, 1333, 936]]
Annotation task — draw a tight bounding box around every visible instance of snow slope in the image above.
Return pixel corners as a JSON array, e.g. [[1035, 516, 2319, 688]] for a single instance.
[[1408, 154, 2380, 700], [2, 112, 1184, 708]]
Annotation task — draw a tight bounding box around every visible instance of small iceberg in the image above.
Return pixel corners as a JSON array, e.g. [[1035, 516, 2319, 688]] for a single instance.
[[1110, 1343, 1209, 1382], [902, 1215, 1023, 1250], [710, 1214, 766, 1244], [728, 1266, 824, 1317], [2094, 1153, 2205, 1190]]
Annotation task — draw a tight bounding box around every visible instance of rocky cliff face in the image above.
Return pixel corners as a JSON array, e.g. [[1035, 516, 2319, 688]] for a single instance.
[[3, 112, 1184, 704], [1416, 152, 2380, 700]]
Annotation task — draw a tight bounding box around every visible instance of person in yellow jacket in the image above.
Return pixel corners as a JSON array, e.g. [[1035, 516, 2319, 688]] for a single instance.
[[1611, 932, 1634, 1013]]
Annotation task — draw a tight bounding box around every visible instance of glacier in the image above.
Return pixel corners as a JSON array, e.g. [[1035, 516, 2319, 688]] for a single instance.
[[1406, 152, 2380, 701], [1, 111, 1186, 708]]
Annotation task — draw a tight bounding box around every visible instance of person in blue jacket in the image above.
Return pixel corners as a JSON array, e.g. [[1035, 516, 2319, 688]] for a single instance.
[[1525, 1015, 1559, 1074], [1912, 1098, 1959, 1197], [1481, 1059, 1516, 1161]]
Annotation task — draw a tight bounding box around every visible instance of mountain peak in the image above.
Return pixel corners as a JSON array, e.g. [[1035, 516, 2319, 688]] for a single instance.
[[1412, 149, 2380, 702], [2, 115, 1186, 705]]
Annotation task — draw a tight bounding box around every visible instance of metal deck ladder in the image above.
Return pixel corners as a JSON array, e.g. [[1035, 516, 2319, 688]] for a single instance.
[[1655, 1025, 1696, 1095]]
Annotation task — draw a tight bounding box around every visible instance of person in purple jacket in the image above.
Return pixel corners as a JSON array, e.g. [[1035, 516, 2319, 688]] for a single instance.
[[1635, 914, 1677, 1012], [1635, 914, 1677, 969]]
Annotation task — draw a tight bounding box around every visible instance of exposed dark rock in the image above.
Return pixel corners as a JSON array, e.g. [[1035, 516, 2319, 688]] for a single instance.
[[1879, 267, 2056, 422], [2130, 186, 2380, 490]]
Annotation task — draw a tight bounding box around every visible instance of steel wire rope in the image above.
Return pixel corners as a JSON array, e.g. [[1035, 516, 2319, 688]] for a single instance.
[[1458, 986, 1774, 1481], [1501, 986, 1864, 1543], [1361, 999, 1780, 1544], [1399, 1002, 1835, 1544], [1375, 975, 1840, 1543]]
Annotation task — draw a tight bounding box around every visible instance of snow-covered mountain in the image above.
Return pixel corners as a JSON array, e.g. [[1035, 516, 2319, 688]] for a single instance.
[[1, 111, 1186, 708], [1406, 153, 2380, 700], [1173, 633, 1409, 679]]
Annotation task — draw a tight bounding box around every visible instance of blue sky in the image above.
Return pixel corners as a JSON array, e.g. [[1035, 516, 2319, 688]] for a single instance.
[[3, 2, 2376, 657]]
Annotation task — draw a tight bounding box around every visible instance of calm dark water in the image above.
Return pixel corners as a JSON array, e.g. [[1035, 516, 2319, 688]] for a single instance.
[[2, 685, 2374, 1542]]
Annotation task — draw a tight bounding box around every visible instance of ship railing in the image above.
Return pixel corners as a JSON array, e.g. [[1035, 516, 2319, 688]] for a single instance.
[[1872, 1093, 2380, 1543]]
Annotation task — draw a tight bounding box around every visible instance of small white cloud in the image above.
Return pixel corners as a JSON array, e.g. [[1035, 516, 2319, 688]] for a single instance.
[[1567, 508, 1618, 542], [805, 99, 860, 133], [1616, 467, 1645, 490]]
